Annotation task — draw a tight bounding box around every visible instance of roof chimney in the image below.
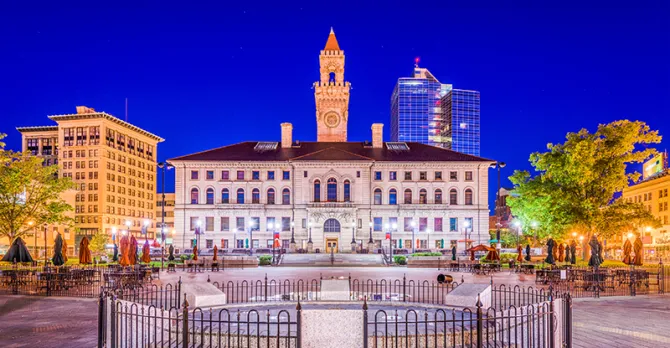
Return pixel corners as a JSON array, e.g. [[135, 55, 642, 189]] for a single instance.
[[371, 123, 384, 148], [76, 106, 96, 114], [281, 123, 293, 148]]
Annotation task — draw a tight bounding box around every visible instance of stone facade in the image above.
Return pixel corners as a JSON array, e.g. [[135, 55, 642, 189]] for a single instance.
[[314, 28, 350, 142]]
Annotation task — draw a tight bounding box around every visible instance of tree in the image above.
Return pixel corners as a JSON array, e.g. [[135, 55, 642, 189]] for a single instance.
[[89, 232, 110, 257], [0, 144, 75, 244], [508, 120, 662, 254]]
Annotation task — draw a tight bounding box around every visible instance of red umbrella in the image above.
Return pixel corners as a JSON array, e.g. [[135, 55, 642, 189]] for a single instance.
[[192, 245, 198, 261], [129, 235, 138, 265], [212, 245, 218, 262], [152, 239, 161, 248], [119, 235, 130, 266], [516, 245, 523, 263], [78, 236, 92, 264], [141, 240, 151, 263]]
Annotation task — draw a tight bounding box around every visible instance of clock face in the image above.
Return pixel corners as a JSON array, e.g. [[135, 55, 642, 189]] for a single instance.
[[324, 112, 340, 128]]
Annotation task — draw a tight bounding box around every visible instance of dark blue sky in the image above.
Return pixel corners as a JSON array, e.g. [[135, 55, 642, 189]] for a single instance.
[[1, 1, 668, 210]]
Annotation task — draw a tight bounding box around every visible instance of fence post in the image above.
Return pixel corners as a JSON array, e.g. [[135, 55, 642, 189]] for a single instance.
[[476, 294, 483, 348], [178, 277, 182, 305], [264, 274, 268, 302], [362, 298, 368, 348], [97, 290, 105, 348], [296, 300, 302, 348], [548, 292, 555, 348], [182, 295, 189, 348], [403, 274, 407, 303], [110, 295, 116, 348], [629, 265, 636, 297], [564, 293, 573, 348], [659, 260, 665, 294]]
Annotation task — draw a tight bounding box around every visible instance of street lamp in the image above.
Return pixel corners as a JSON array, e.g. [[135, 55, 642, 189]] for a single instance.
[[627, 232, 633, 239], [195, 219, 202, 252], [43, 224, 48, 266], [426, 228, 432, 251], [161, 226, 167, 269], [410, 219, 417, 253], [513, 220, 522, 247], [125, 220, 132, 236], [350, 222, 357, 253], [463, 220, 472, 249], [307, 221, 313, 252], [268, 222, 276, 263], [290, 221, 296, 252], [28, 220, 36, 257]]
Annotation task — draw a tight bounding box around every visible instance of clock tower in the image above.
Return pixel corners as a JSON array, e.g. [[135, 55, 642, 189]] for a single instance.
[[314, 28, 350, 142]]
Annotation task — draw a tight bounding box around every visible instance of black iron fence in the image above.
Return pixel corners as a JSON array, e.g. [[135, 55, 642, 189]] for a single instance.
[[491, 284, 552, 310], [212, 275, 321, 303], [351, 275, 460, 304], [535, 262, 667, 298]]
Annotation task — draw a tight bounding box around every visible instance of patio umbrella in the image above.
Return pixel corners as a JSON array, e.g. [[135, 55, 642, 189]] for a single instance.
[[62, 238, 69, 262], [212, 245, 218, 262], [485, 248, 500, 262], [451, 246, 457, 261], [564, 244, 570, 264], [119, 235, 130, 266], [192, 245, 199, 261], [112, 243, 118, 262], [129, 235, 138, 265], [79, 236, 92, 264], [168, 244, 175, 261], [588, 235, 602, 267], [52, 233, 65, 266], [141, 240, 151, 263], [622, 239, 632, 264], [525, 244, 531, 262], [545, 238, 556, 265], [633, 236, 643, 266], [1, 237, 33, 263], [569, 240, 577, 264], [467, 245, 493, 261], [558, 243, 565, 263], [516, 245, 523, 263], [152, 239, 161, 248]]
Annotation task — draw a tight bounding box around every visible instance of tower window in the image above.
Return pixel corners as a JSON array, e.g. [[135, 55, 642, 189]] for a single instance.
[[329, 72, 336, 83]]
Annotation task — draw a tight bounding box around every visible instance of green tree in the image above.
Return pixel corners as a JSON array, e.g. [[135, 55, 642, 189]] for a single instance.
[[508, 120, 662, 256], [89, 232, 110, 257], [0, 143, 75, 244]]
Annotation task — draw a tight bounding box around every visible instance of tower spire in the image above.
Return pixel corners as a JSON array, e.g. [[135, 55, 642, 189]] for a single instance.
[[324, 27, 340, 51]]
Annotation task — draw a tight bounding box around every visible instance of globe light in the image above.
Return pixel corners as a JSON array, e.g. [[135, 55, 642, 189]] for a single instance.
[[513, 221, 521, 228], [464, 220, 471, 228], [384, 223, 390, 229], [426, 228, 432, 233], [125, 220, 132, 228], [531, 221, 538, 228], [572, 232, 577, 237], [143, 219, 150, 226], [28, 221, 34, 226], [627, 233, 633, 239], [391, 223, 398, 229], [411, 220, 416, 227], [197, 220, 202, 227], [268, 222, 274, 229], [645, 226, 652, 232], [369, 222, 373, 227], [111, 227, 117, 236]]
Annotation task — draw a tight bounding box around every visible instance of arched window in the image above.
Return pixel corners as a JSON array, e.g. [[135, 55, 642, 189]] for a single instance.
[[404, 189, 412, 204], [327, 178, 337, 202], [389, 189, 397, 205], [329, 72, 336, 84], [267, 188, 275, 205], [344, 180, 351, 202], [252, 188, 260, 204], [237, 188, 245, 204], [221, 189, 229, 204], [190, 188, 199, 204], [206, 188, 214, 204], [314, 180, 321, 202], [419, 189, 427, 204], [465, 188, 473, 205], [450, 189, 458, 205], [282, 188, 290, 205], [324, 218, 341, 233], [374, 188, 382, 205], [435, 189, 443, 204]]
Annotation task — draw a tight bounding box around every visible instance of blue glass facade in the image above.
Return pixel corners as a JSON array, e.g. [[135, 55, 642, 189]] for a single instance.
[[391, 67, 480, 156]]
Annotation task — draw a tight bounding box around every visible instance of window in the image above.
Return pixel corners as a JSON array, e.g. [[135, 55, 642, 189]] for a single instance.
[[327, 178, 337, 202], [419, 172, 427, 180], [282, 188, 290, 205], [237, 189, 245, 204], [283, 171, 290, 180], [282, 217, 291, 231], [389, 189, 397, 205], [449, 171, 458, 181], [222, 171, 229, 180], [374, 171, 382, 181], [465, 171, 473, 181], [419, 217, 428, 232], [252, 171, 260, 180], [314, 180, 321, 202], [206, 171, 214, 180], [191, 171, 199, 180], [465, 217, 473, 230], [205, 239, 213, 248], [356, 171, 361, 178], [324, 218, 341, 233], [404, 171, 412, 180], [343, 180, 351, 202], [267, 188, 275, 204], [190, 188, 199, 204], [419, 189, 427, 204], [465, 189, 473, 205], [206, 217, 214, 231], [250, 217, 260, 231], [236, 217, 245, 231], [389, 171, 397, 181], [404, 217, 413, 232], [252, 188, 260, 204], [267, 171, 275, 180], [404, 189, 412, 204], [221, 217, 229, 231], [374, 188, 382, 205], [434, 218, 443, 232], [266, 217, 276, 230], [190, 217, 198, 231], [206, 188, 214, 204], [435, 189, 443, 204], [373, 217, 382, 231], [449, 218, 458, 232], [237, 171, 244, 180], [221, 189, 230, 203], [450, 189, 458, 205], [435, 171, 442, 180]]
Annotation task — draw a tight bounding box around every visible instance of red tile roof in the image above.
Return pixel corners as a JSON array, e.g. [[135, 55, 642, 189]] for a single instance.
[[324, 28, 340, 51]]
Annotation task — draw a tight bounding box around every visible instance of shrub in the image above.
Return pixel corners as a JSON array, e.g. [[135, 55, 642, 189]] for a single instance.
[[258, 255, 272, 266], [98, 260, 107, 264], [411, 252, 442, 257], [393, 255, 407, 265], [180, 254, 192, 261]]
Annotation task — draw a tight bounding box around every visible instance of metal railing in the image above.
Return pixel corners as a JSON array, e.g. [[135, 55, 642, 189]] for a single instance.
[[211, 275, 321, 303], [351, 275, 460, 304]]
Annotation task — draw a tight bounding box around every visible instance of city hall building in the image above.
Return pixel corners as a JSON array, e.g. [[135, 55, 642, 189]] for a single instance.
[[169, 29, 493, 253]]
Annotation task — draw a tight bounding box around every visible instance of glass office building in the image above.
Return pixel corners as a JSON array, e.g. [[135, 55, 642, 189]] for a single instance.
[[391, 67, 480, 156]]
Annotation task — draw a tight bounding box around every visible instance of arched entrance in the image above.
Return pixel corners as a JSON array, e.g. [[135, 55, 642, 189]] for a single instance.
[[324, 218, 340, 253]]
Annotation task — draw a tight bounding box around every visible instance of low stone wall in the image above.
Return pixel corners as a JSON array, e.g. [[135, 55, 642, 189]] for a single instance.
[[222, 256, 259, 268], [407, 256, 448, 268]]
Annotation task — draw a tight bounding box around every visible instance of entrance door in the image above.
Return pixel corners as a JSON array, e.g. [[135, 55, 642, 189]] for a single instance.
[[325, 238, 338, 253]]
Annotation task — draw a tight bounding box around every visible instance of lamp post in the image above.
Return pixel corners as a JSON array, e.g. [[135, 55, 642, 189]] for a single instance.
[[426, 228, 432, 251], [125, 220, 132, 236], [307, 221, 313, 253], [368, 221, 374, 253], [463, 220, 472, 249], [28, 220, 35, 257], [513, 221, 522, 247], [350, 222, 357, 253], [410, 220, 417, 253], [161, 226, 167, 270], [195, 219, 202, 252], [248, 220, 256, 255], [268, 222, 276, 263], [289, 221, 296, 252], [112, 227, 117, 262], [43, 224, 48, 266]]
